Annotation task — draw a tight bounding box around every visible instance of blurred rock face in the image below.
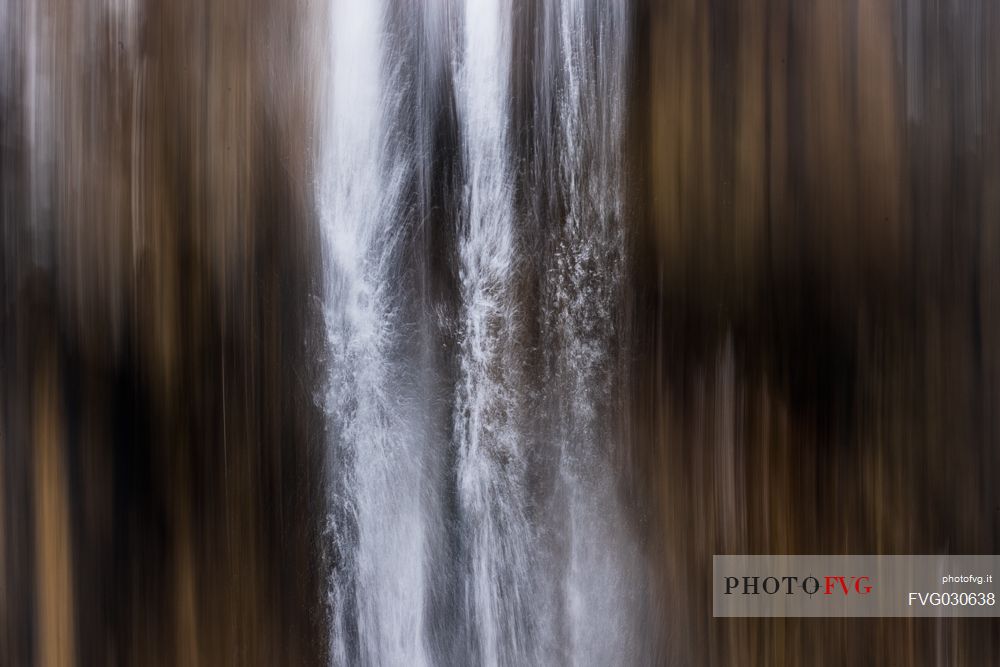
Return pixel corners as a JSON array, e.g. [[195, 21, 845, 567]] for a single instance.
[[1, 0, 998, 665], [2, 1, 327, 665], [634, 0, 1000, 663]]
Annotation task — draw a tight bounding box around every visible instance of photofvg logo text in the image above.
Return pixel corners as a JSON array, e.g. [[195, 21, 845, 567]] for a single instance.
[[723, 574, 873, 597], [714, 555, 1000, 617]]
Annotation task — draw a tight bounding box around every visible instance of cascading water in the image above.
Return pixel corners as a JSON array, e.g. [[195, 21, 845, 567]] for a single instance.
[[542, 1, 644, 663], [451, 1, 540, 664], [318, 1, 645, 665], [317, 2, 427, 665]]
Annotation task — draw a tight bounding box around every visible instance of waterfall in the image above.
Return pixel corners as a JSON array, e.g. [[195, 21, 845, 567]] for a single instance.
[[318, 1, 644, 664], [317, 1, 428, 664], [544, 1, 642, 663], [451, 1, 540, 664]]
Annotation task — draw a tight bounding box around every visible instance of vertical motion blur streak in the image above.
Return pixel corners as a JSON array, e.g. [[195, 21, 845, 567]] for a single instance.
[[451, 0, 537, 664], [540, 0, 645, 662], [318, 1, 427, 665]]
